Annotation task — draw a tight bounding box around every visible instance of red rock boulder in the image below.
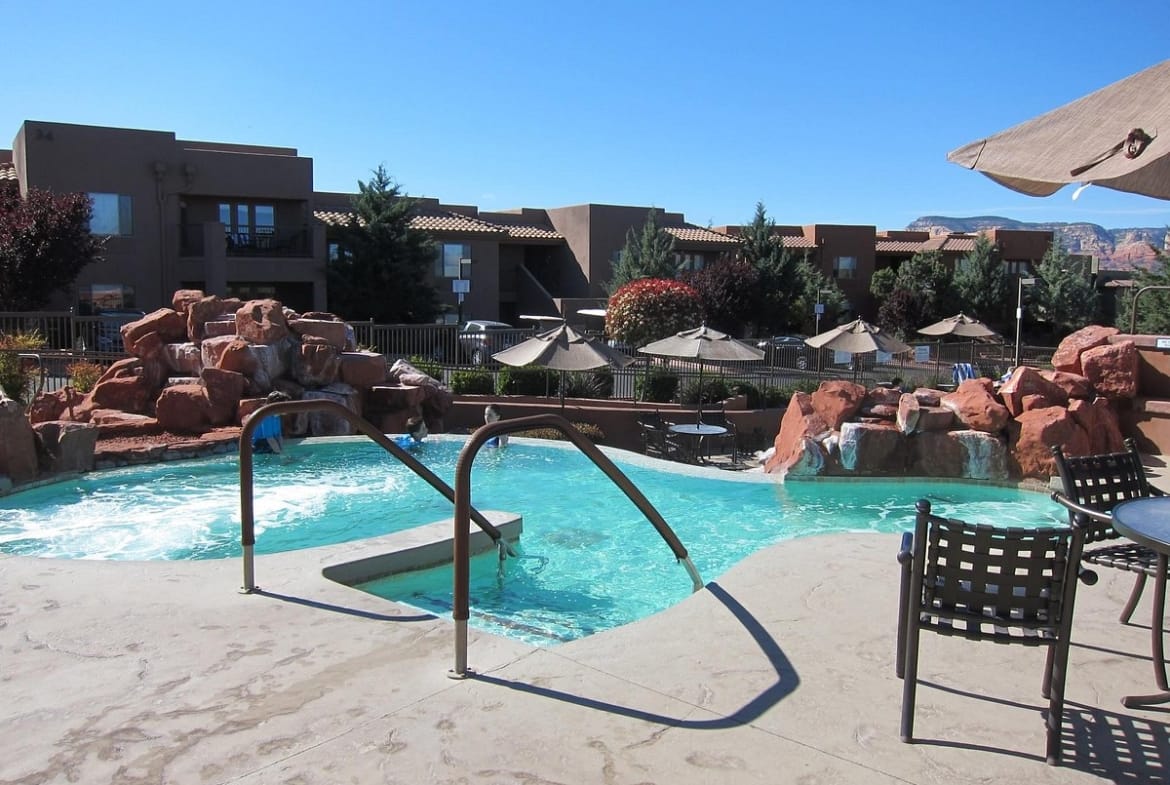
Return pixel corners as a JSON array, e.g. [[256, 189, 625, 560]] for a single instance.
[[1052, 325, 1120, 375], [941, 379, 1011, 433], [0, 390, 38, 484], [1068, 397, 1126, 455], [810, 381, 867, 431], [1009, 406, 1090, 479], [171, 289, 205, 316], [293, 338, 341, 387], [236, 299, 290, 345], [999, 366, 1071, 417], [838, 421, 906, 474], [33, 421, 98, 474], [155, 384, 212, 433], [764, 392, 831, 475], [1081, 340, 1139, 399], [339, 351, 388, 387], [187, 295, 236, 343], [202, 367, 246, 426], [1040, 370, 1095, 400], [121, 308, 187, 354]]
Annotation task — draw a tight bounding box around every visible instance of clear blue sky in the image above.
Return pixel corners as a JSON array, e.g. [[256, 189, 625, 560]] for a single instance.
[[6, 1, 1170, 231]]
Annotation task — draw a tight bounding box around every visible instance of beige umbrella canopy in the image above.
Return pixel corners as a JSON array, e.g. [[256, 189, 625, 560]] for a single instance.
[[805, 318, 912, 355], [947, 59, 1170, 200], [492, 322, 633, 407], [638, 325, 764, 423], [917, 312, 1000, 340]]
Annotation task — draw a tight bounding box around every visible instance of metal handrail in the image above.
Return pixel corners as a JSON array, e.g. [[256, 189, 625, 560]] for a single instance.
[[1130, 285, 1170, 334], [238, 398, 511, 593], [449, 413, 703, 677]]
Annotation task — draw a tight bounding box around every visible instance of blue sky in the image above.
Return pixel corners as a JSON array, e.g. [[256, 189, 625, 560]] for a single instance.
[[5, 1, 1170, 230]]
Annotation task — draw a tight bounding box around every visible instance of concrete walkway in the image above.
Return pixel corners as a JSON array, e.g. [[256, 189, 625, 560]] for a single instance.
[[3, 511, 1168, 783]]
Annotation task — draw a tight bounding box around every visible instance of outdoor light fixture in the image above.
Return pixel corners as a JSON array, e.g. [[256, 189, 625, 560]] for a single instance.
[[1014, 277, 1037, 369]]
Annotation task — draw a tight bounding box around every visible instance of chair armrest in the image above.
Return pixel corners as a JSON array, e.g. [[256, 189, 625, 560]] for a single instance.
[[1050, 491, 1114, 526], [897, 531, 914, 564], [1150, 486, 1167, 498]]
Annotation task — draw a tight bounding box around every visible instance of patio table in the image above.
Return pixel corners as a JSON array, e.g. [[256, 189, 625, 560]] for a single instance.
[[1111, 496, 1170, 708], [668, 423, 727, 463]]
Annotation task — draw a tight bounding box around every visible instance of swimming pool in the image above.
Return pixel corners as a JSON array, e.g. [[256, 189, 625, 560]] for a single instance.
[[0, 436, 1063, 644]]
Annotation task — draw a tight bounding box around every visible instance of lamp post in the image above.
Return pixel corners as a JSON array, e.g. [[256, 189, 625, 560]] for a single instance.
[[1014, 277, 1037, 369]]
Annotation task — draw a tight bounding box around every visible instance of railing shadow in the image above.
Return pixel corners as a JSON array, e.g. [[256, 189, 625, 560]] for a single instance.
[[251, 588, 437, 623], [470, 581, 800, 730]]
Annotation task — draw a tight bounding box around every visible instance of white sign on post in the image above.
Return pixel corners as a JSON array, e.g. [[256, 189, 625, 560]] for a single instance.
[[814, 303, 825, 315], [914, 345, 931, 363], [452, 279, 470, 294]]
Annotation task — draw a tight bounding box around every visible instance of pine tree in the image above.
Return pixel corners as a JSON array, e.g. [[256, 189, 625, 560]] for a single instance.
[[607, 208, 677, 292], [1116, 251, 1170, 334], [951, 235, 1010, 330], [1030, 239, 1097, 339], [326, 166, 439, 323]]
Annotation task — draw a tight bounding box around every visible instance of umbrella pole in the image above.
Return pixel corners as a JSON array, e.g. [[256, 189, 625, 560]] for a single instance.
[[696, 361, 704, 425], [935, 339, 941, 385], [559, 369, 565, 410]]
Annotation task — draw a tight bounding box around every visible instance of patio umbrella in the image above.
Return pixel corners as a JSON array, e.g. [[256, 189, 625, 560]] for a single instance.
[[805, 318, 911, 380], [917, 312, 999, 339], [492, 322, 633, 408], [947, 59, 1170, 200], [638, 324, 764, 424]]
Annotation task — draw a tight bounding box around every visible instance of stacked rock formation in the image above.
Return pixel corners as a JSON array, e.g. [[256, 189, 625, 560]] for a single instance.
[[6, 290, 452, 487], [764, 324, 1140, 481]]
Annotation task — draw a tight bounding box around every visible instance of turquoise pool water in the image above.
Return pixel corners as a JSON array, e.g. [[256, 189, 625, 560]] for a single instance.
[[0, 436, 1063, 644]]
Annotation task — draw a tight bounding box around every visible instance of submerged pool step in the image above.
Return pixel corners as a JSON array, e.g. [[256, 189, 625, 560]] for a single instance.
[[320, 511, 523, 587]]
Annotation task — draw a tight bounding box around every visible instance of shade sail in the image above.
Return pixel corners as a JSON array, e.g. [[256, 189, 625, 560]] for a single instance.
[[638, 324, 765, 363], [805, 318, 911, 355], [917, 313, 1000, 339], [947, 59, 1170, 200], [492, 322, 633, 371]]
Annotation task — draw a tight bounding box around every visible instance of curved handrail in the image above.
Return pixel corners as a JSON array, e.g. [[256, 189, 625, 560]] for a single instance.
[[239, 398, 509, 593], [1130, 285, 1170, 334], [449, 413, 703, 677]]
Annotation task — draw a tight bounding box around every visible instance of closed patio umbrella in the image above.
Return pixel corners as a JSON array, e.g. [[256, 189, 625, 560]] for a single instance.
[[947, 59, 1170, 201], [492, 322, 633, 408], [638, 324, 764, 423]]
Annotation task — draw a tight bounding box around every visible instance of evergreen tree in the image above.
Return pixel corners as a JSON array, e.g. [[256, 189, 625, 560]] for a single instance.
[[682, 255, 758, 336], [1030, 239, 1097, 339], [874, 250, 955, 337], [326, 166, 439, 323], [741, 202, 825, 335], [951, 235, 1010, 330], [607, 208, 677, 292], [1116, 250, 1170, 334], [0, 187, 103, 310]]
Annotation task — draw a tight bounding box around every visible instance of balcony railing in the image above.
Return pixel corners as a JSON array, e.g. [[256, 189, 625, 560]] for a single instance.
[[179, 224, 314, 258]]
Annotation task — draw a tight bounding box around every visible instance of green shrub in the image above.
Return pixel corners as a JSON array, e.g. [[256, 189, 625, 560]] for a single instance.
[[451, 370, 494, 395], [679, 377, 731, 406], [497, 367, 559, 396], [408, 354, 444, 381], [762, 386, 789, 408], [636, 368, 679, 403], [67, 360, 104, 393], [562, 367, 614, 400], [514, 421, 605, 443], [0, 331, 47, 403], [727, 379, 762, 409]]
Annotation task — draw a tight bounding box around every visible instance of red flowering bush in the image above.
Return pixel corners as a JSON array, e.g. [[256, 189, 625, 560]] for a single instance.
[[606, 278, 703, 348]]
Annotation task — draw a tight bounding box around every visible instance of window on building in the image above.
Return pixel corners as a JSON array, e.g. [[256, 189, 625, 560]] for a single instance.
[[219, 202, 276, 248], [833, 256, 857, 279], [675, 252, 706, 272], [1004, 260, 1033, 277], [78, 283, 136, 314], [435, 243, 470, 278], [88, 194, 133, 236]]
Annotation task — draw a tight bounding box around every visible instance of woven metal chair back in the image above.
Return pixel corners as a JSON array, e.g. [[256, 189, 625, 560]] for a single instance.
[[1051, 439, 1151, 543], [913, 505, 1076, 645]]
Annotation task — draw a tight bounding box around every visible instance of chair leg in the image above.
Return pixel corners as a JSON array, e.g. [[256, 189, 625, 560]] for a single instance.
[[1044, 640, 1071, 766], [1042, 644, 1054, 700], [1119, 573, 1147, 624], [900, 623, 922, 742]]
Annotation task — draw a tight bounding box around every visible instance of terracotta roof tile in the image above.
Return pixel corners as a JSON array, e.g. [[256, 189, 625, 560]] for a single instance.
[[315, 208, 563, 240], [941, 237, 976, 252], [779, 236, 817, 249], [875, 240, 924, 253], [663, 226, 741, 245], [0, 162, 17, 181]]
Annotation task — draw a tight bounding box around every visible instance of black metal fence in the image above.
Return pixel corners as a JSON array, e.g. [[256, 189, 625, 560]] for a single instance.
[[0, 312, 1055, 406]]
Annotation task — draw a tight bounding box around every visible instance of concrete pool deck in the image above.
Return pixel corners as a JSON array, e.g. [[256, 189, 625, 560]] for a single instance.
[[4, 503, 1170, 784]]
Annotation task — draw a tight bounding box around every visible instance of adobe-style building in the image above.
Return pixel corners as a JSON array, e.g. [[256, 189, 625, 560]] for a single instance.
[[3, 120, 327, 314], [2, 119, 1062, 326]]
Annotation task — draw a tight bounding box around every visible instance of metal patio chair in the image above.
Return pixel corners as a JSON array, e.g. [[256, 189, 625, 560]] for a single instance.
[[1050, 439, 1166, 623], [896, 499, 1088, 765], [636, 410, 682, 461]]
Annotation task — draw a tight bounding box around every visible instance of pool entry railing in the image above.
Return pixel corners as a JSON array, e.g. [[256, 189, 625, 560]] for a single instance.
[[238, 398, 513, 593], [450, 413, 704, 678]]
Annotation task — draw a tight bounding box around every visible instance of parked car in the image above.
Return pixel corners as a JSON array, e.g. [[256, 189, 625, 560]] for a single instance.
[[459, 320, 516, 365], [757, 335, 812, 370]]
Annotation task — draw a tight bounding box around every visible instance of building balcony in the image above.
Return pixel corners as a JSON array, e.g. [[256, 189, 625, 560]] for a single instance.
[[179, 224, 314, 258]]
